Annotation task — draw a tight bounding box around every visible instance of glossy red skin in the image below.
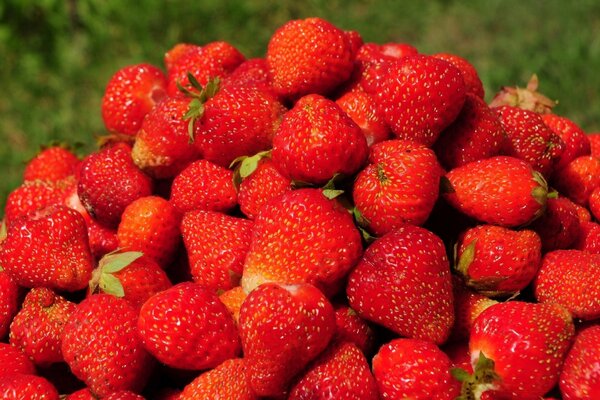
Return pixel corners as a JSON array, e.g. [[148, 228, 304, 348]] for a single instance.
[[67, 389, 146, 400], [239, 282, 336, 397], [552, 155, 600, 207], [0, 343, 36, 376], [333, 305, 376, 356], [271, 94, 368, 185], [336, 86, 391, 146], [560, 324, 600, 399], [587, 185, 600, 221], [346, 225, 454, 345], [542, 113, 591, 172], [0, 374, 59, 400], [138, 282, 240, 370], [572, 220, 600, 254], [469, 301, 575, 400], [223, 58, 274, 93], [588, 133, 600, 158], [372, 338, 459, 399], [433, 52, 485, 99], [102, 63, 167, 136], [0, 270, 20, 339], [181, 210, 253, 292], [449, 275, 498, 342], [530, 196, 581, 252], [23, 146, 80, 182], [180, 358, 257, 400], [164, 43, 200, 73], [534, 250, 600, 320]]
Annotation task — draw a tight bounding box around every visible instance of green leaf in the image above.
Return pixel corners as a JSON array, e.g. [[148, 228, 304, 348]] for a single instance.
[[450, 367, 471, 382], [101, 251, 143, 273], [322, 189, 345, 200], [187, 71, 203, 92], [100, 273, 125, 298], [239, 150, 271, 179]]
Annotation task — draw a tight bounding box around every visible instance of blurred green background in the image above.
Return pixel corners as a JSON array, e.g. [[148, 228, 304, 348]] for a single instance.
[[2, 0, 600, 214]]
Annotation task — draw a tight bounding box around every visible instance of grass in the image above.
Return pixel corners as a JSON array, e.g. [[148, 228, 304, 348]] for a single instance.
[[2, 0, 600, 214]]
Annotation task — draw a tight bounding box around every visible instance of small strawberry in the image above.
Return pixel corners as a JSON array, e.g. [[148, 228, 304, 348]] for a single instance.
[[534, 250, 600, 320], [442, 156, 549, 227], [62, 294, 154, 397], [223, 58, 273, 93], [67, 389, 146, 400], [336, 86, 391, 146], [530, 196, 581, 252], [0, 343, 36, 375], [352, 139, 443, 236], [117, 196, 181, 268], [542, 113, 591, 172], [101, 63, 167, 136], [588, 185, 600, 221], [23, 146, 80, 182], [289, 341, 379, 400], [181, 210, 253, 292], [449, 275, 498, 342], [271, 94, 368, 185], [241, 188, 363, 297], [553, 155, 600, 207], [164, 43, 200, 73], [0, 374, 59, 400], [267, 17, 355, 99], [238, 282, 336, 397], [218, 286, 247, 325], [573, 220, 600, 254], [346, 225, 454, 344], [559, 324, 600, 399], [179, 358, 257, 400], [9, 288, 76, 366], [432, 52, 485, 99], [588, 132, 600, 158], [372, 338, 460, 399], [362, 54, 466, 146], [574, 201, 592, 222], [138, 282, 240, 370], [333, 304, 376, 356], [0, 205, 94, 291], [78, 142, 154, 228], [0, 267, 21, 340]]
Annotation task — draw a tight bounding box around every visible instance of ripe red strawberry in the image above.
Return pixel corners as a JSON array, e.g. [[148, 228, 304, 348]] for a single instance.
[[559, 324, 600, 399], [454, 225, 542, 297], [0, 343, 36, 375], [241, 188, 363, 297], [353, 139, 443, 236], [88, 251, 171, 311], [530, 196, 581, 252], [223, 58, 273, 93], [433, 93, 506, 170], [23, 146, 80, 182], [372, 338, 460, 399], [117, 196, 181, 268], [138, 282, 240, 370], [66, 389, 146, 400], [574, 201, 592, 222], [164, 43, 200, 72], [170, 159, 237, 214], [131, 96, 201, 179], [573, 220, 600, 254], [102, 63, 167, 136], [289, 341, 379, 400], [553, 155, 600, 207], [179, 358, 257, 400], [350, 41, 418, 89], [347, 225, 454, 344], [9, 288, 76, 366], [333, 304, 376, 356], [461, 301, 574, 400], [62, 294, 154, 397], [362, 54, 466, 146], [542, 113, 591, 172], [78, 142, 154, 228], [0, 267, 21, 340], [0, 205, 94, 291], [267, 17, 355, 99], [336, 86, 391, 146], [433, 52, 485, 99], [588, 185, 600, 221], [588, 132, 600, 158], [238, 282, 336, 397], [218, 286, 247, 325], [181, 210, 253, 292], [494, 105, 565, 177], [449, 276, 498, 342], [0, 374, 59, 400], [443, 156, 549, 227], [271, 94, 368, 185], [534, 250, 600, 320]]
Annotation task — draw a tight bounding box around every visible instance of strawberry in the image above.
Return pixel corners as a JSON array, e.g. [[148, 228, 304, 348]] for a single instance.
[[61, 294, 154, 397], [223, 58, 273, 93], [238, 282, 336, 397], [271, 94, 368, 185], [433, 93, 506, 170], [588, 185, 600, 221], [361, 54, 466, 146], [333, 304, 376, 356], [372, 338, 460, 399], [573, 220, 600, 254], [181, 210, 253, 292], [241, 188, 363, 297], [0, 267, 21, 340], [459, 301, 574, 400], [267, 17, 355, 99], [169, 159, 238, 214], [0, 374, 59, 400], [534, 250, 600, 320], [553, 155, 600, 206], [530, 196, 581, 251], [23, 146, 80, 182], [442, 156, 549, 227], [117, 196, 181, 268], [78, 142, 154, 228], [433, 52, 485, 99], [179, 358, 257, 400], [454, 224, 542, 297], [0, 205, 94, 291], [588, 132, 600, 158], [288, 341, 379, 400], [9, 288, 76, 366], [131, 96, 201, 179], [218, 286, 247, 325], [0, 343, 36, 375], [559, 324, 600, 399], [352, 139, 442, 236], [346, 225, 454, 344], [164, 43, 200, 73], [350, 41, 418, 89], [336, 86, 391, 146], [542, 113, 591, 172], [449, 275, 498, 342], [574, 201, 592, 222], [494, 105, 565, 177], [489, 74, 556, 114], [67, 389, 146, 400], [138, 282, 240, 370], [101, 63, 167, 136], [88, 251, 171, 311]]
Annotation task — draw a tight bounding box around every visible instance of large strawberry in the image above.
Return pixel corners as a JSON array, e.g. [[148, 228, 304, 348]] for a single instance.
[[271, 94, 368, 185], [442, 156, 548, 227], [23, 145, 80, 182], [62, 294, 154, 397], [559, 324, 600, 399], [352, 139, 442, 236], [241, 188, 363, 297], [179, 358, 257, 400], [0, 374, 59, 400], [432, 52, 485, 99], [0, 205, 94, 291], [238, 282, 336, 397], [552, 155, 600, 207], [346, 225, 454, 344]]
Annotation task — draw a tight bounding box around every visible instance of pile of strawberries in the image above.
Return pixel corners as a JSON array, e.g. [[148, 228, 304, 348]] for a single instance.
[[1, 16, 600, 399]]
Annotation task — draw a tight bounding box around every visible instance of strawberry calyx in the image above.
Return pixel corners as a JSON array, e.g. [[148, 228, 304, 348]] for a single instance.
[[489, 74, 557, 114], [89, 250, 144, 298], [179, 73, 221, 142], [455, 239, 476, 277], [452, 351, 500, 400], [231, 150, 272, 188], [531, 170, 549, 220]]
